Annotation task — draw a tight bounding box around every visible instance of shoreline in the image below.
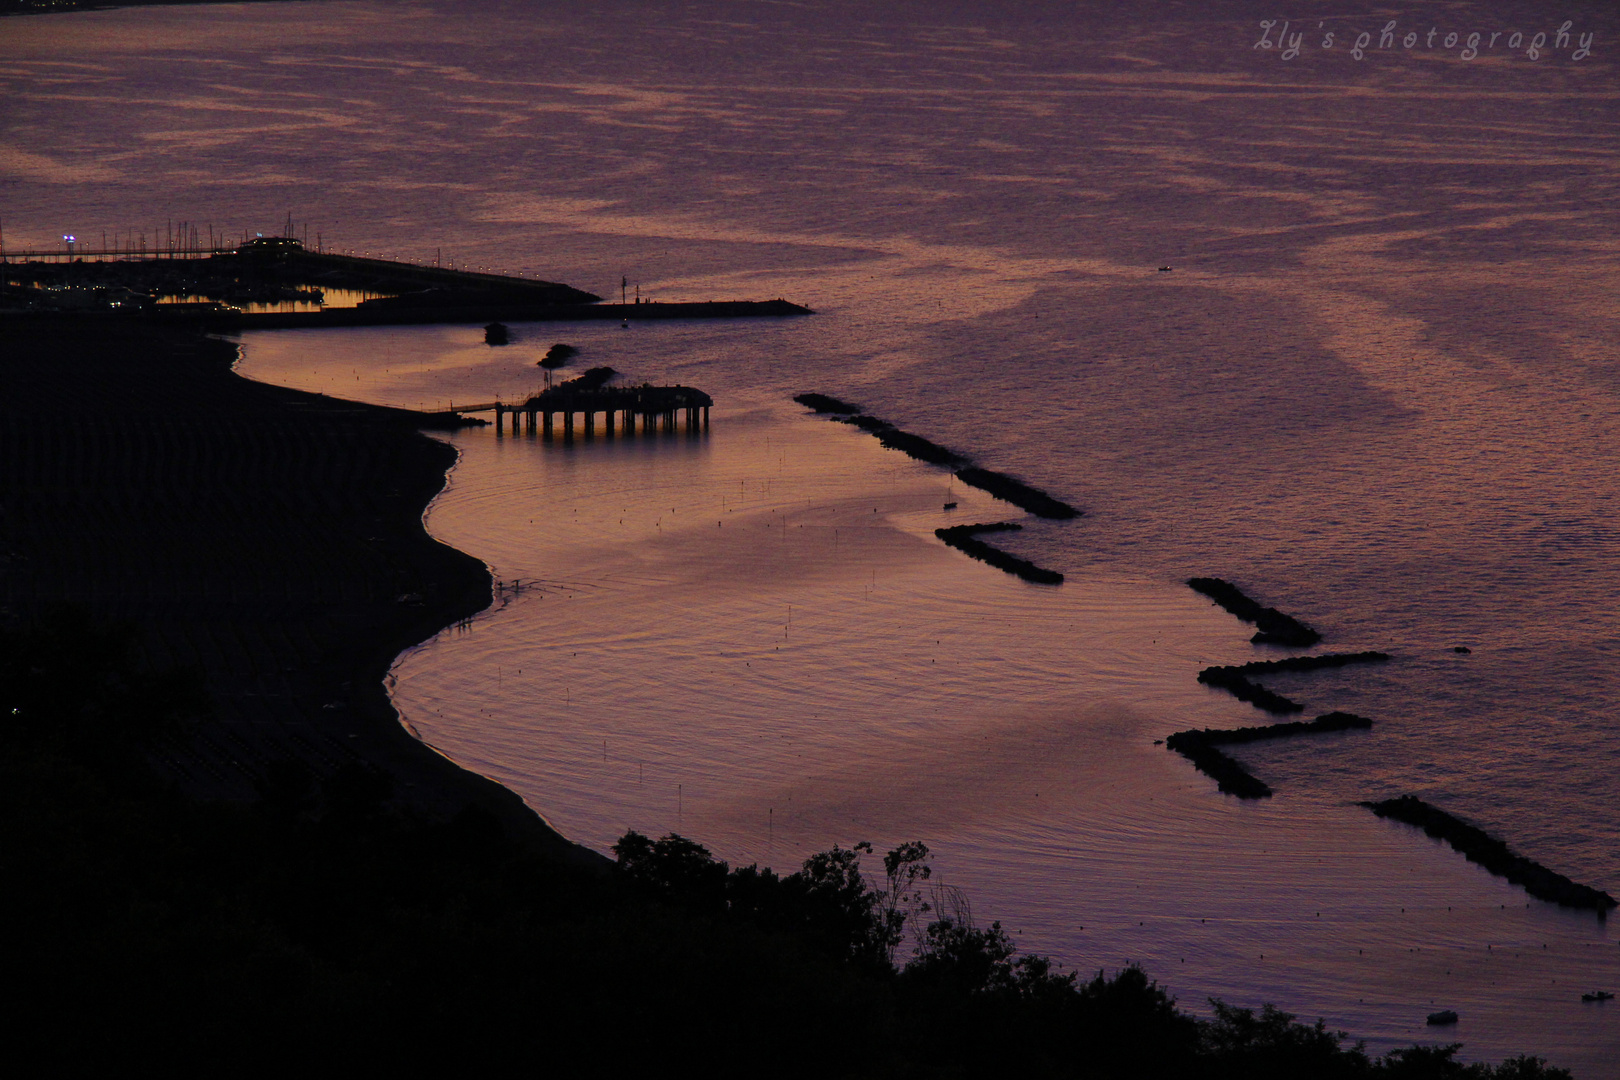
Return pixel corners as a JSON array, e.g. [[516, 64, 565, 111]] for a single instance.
[[0, 315, 599, 863], [12, 317, 1595, 1071]]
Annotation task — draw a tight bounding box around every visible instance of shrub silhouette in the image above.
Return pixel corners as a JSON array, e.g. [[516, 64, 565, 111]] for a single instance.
[[0, 614, 1578, 1078]]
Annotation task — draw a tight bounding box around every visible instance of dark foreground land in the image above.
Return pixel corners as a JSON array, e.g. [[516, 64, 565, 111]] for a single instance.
[[0, 318, 1572, 1077], [0, 316, 576, 846]]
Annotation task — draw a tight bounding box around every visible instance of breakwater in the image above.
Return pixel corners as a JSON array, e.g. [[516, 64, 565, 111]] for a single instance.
[[1198, 652, 1391, 715], [794, 391, 1079, 578], [845, 418, 967, 466], [199, 298, 812, 330], [1234, 652, 1391, 675], [1186, 577, 1321, 647], [954, 467, 1079, 520], [1167, 712, 1375, 799], [793, 392, 1081, 512], [934, 523, 1064, 585], [5, 237, 812, 328], [1362, 796, 1617, 914], [1196, 666, 1304, 715], [793, 393, 860, 415]]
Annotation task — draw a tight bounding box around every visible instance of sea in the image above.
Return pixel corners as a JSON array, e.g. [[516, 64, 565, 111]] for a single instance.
[[5, 1, 1618, 1071]]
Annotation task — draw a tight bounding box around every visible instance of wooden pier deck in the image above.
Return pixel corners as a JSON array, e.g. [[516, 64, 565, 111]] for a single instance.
[[459, 384, 714, 438]]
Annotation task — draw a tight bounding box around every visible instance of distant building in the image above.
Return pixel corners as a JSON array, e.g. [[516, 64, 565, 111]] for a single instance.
[[238, 237, 305, 256]]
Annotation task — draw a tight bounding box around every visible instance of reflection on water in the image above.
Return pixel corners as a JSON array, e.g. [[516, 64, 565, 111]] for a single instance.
[[156, 287, 389, 312], [18, 0, 1620, 1068], [243, 324, 1618, 1070]]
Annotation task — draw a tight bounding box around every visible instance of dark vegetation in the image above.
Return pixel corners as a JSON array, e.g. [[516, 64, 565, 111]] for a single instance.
[[1362, 797, 1617, 915], [935, 523, 1064, 585], [0, 635, 1571, 1076], [1187, 577, 1322, 647], [537, 342, 579, 369], [955, 466, 1081, 520], [0, 318, 1572, 1076], [551, 363, 614, 390], [1166, 713, 1375, 800], [526, 380, 711, 413]]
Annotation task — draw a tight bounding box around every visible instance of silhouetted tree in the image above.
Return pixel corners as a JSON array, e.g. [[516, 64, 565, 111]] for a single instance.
[[878, 839, 932, 966], [787, 841, 894, 970], [612, 831, 730, 915], [1199, 1000, 1368, 1080]]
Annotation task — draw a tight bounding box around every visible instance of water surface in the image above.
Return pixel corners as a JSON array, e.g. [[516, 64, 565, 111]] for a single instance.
[[8, 1, 1619, 1069]]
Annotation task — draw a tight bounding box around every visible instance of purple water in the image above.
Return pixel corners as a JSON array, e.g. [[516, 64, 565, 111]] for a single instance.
[[6, 1, 1619, 1071]]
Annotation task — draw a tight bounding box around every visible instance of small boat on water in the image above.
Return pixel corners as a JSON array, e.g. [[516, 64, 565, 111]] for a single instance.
[[1581, 990, 1613, 1002], [1426, 1010, 1459, 1026]]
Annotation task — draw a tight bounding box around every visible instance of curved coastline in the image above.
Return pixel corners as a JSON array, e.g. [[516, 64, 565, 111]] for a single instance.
[[6, 318, 1587, 1072], [0, 315, 597, 863]]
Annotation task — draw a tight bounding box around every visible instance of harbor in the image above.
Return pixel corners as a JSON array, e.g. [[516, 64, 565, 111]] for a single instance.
[[1, 234, 812, 328]]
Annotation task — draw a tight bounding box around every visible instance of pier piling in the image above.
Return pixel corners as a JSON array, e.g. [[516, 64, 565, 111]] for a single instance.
[[456, 381, 713, 441]]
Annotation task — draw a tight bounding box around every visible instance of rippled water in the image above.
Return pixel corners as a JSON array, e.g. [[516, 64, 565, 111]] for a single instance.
[[7, 1, 1620, 1071]]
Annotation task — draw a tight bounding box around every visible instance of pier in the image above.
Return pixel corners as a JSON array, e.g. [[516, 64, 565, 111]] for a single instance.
[[460, 384, 713, 439], [218, 298, 811, 330], [2, 236, 813, 327]]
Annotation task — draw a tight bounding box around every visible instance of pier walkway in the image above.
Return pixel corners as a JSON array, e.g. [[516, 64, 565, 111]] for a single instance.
[[458, 384, 713, 437]]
